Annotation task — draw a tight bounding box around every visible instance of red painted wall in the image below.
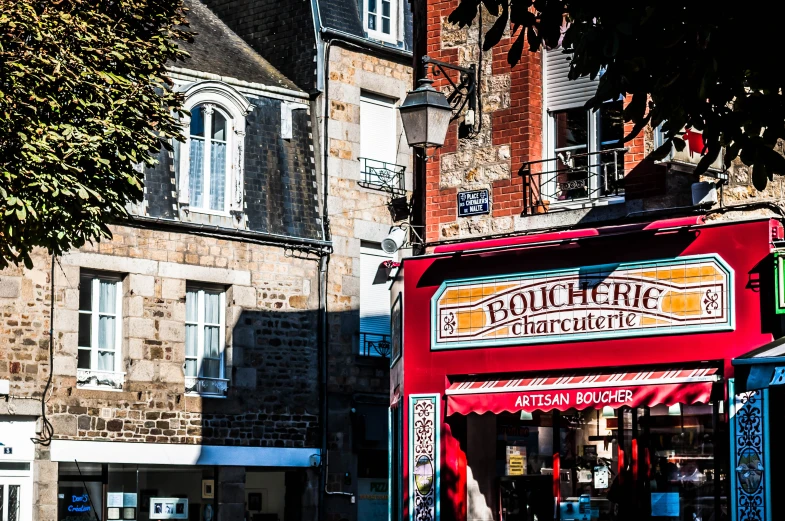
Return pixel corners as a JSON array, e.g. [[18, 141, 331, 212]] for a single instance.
[[397, 218, 777, 520]]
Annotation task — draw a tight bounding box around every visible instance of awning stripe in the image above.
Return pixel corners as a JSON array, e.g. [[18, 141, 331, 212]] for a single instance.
[[446, 367, 719, 396]]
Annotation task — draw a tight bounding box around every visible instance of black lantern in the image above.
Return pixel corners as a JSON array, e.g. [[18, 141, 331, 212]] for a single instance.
[[398, 78, 453, 148]]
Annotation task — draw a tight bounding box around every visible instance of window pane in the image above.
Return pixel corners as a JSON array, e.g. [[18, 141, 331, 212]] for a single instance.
[[599, 101, 624, 146], [78, 348, 91, 369], [190, 106, 205, 138], [98, 315, 115, 350], [209, 141, 226, 211], [186, 290, 198, 322], [202, 358, 220, 379], [79, 277, 92, 311], [382, 0, 390, 16], [554, 108, 588, 151], [185, 359, 197, 377], [8, 485, 19, 521], [204, 326, 220, 358], [97, 351, 114, 372], [98, 280, 116, 314], [212, 111, 227, 142], [368, 0, 376, 14], [382, 17, 390, 34], [204, 292, 221, 324], [368, 13, 376, 30], [78, 313, 92, 348], [188, 138, 205, 209], [185, 325, 198, 357]]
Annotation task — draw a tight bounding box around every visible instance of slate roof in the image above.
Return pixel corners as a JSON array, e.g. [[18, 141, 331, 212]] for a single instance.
[[318, 0, 413, 51], [178, 0, 303, 92]]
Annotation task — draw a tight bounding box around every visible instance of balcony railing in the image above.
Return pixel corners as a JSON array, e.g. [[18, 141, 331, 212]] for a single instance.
[[520, 148, 627, 215], [76, 369, 125, 390], [185, 376, 229, 397], [359, 332, 391, 358], [358, 158, 406, 196]]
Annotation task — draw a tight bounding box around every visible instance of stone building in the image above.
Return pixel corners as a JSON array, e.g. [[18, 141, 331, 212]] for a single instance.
[[0, 2, 327, 521], [190, 1, 416, 520]]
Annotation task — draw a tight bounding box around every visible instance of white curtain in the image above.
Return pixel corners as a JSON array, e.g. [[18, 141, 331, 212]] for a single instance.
[[185, 290, 198, 377], [97, 280, 116, 371], [202, 292, 221, 377], [189, 139, 205, 208], [209, 142, 226, 211]]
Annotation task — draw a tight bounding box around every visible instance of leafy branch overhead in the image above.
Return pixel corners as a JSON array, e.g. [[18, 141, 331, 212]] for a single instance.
[[448, 0, 785, 190], [0, 0, 192, 268]]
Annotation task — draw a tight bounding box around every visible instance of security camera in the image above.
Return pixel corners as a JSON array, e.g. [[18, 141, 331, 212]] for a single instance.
[[382, 226, 406, 254]]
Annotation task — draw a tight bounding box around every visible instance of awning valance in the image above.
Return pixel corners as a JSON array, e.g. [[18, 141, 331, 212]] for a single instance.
[[446, 368, 719, 416]]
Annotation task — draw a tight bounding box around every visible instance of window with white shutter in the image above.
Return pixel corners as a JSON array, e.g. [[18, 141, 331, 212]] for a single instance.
[[359, 244, 394, 357], [359, 93, 404, 193]]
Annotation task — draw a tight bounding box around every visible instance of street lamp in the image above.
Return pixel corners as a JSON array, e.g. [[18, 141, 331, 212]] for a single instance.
[[398, 77, 453, 148], [399, 55, 477, 149]]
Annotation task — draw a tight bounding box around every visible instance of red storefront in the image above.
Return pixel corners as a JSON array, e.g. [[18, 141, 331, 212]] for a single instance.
[[390, 217, 781, 521]]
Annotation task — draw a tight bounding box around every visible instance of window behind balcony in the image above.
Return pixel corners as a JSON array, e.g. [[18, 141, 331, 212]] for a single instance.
[[359, 244, 394, 357], [185, 286, 227, 396], [78, 273, 123, 388], [360, 93, 400, 190], [543, 48, 625, 206]]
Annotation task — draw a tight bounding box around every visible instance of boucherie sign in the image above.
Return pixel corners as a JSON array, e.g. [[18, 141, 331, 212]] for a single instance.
[[432, 255, 733, 349]]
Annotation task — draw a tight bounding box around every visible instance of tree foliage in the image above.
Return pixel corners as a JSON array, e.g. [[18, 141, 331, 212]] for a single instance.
[[0, 0, 191, 268], [448, 1, 785, 190]]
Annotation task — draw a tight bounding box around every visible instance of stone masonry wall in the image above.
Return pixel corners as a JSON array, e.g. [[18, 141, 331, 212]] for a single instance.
[[0, 224, 321, 448]]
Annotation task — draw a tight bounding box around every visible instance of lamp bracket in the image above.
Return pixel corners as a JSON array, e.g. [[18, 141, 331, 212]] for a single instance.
[[422, 55, 476, 122]]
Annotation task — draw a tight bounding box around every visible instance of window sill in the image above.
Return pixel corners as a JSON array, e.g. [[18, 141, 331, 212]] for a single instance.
[[185, 376, 229, 397], [364, 30, 399, 46], [544, 195, 625, 212], [184, 207, 233, 218], [76, 369, 125, 391]]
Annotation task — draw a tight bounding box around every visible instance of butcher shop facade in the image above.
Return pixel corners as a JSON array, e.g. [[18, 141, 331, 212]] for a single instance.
[[390, 217, 783, 521]]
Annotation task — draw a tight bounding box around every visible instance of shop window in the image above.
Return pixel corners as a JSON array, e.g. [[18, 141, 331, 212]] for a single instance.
[[77, 273, 124, 390], [185, 286, 228, 397], [461, 401, 728, 521], [359, 244, 394, 357]]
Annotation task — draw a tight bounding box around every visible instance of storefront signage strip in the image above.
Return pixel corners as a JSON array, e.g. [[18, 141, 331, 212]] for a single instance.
[[431, 254, 734, 350], [445, 382, 714, 416]]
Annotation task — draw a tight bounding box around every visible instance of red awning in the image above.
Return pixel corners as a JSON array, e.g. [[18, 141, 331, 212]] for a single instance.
[[446, 368, 719, 416]]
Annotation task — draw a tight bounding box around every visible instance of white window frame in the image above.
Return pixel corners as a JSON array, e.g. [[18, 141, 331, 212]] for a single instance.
[[176, 81, 252, 216], [77, 273, 124, 390], [185, 286, 227, 397], [364, 0, 398, 43], [543, 104, 625, 209]]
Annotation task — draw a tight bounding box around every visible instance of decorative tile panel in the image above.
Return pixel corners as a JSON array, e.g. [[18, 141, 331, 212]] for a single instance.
[[409, 394, 439, 521]]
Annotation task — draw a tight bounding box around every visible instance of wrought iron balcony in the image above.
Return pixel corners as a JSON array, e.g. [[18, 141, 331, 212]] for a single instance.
[[520, 148, 627, 215], [76, 369, 125, 390], [359, 331, 391, 358], [358, 158, 406, 196], [185, 376, 229, 397]]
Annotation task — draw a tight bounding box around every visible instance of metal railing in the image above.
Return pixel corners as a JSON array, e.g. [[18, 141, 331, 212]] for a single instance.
[[185, 376, 230, 397], [358, 158, 406, 196], [520, 148, 627, 215], [359, 332, 391, 358]]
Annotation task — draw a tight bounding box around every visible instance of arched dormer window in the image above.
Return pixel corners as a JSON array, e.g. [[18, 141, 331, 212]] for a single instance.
[[176, 81, 252, 215]]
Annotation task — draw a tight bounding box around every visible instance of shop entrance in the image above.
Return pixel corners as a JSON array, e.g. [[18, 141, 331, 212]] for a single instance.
[[0, 473, 32, 521]]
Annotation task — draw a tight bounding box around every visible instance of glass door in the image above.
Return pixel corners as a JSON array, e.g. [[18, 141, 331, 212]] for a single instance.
[[0, 477, 31, 521]]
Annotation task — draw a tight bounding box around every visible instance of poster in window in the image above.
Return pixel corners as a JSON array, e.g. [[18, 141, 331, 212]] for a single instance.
[[149, 498, 188, 519], [390, 294, 402, 366], [593, 466, 610, 489]]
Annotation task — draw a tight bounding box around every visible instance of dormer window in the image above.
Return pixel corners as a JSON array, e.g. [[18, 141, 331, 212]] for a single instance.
[[365, 0, 397, 43], [188, 104, 229, 212], [176, 81, 252, 216]]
